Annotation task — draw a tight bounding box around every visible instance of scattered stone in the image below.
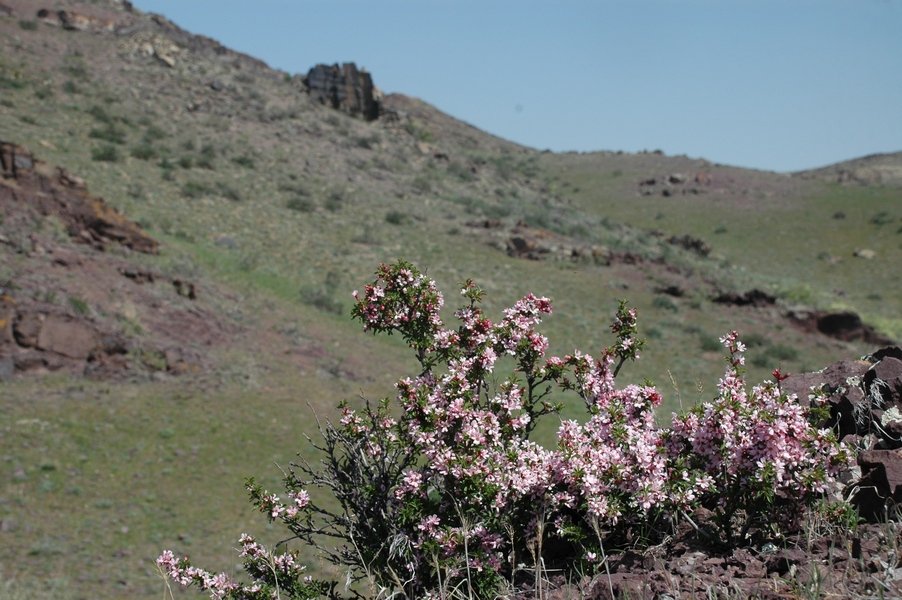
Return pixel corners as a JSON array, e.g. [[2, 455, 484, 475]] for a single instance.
[[118, 267, 155, 284], [172, 279, 196, 300], [854, 248, 877, 260]]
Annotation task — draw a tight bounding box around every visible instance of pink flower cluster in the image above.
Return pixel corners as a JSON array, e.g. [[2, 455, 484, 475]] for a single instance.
[[554, 350, 670, 522], [157, 533, 325, 599], [157, 550, 238, 599]]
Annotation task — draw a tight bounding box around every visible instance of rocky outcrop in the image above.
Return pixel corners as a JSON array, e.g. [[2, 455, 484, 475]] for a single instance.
[[36, 8, 119, 32], [0, 141, 226, 380], [0, 141, 158, 254], [304, 63, 381, 121], [783, 347, 902, 520]]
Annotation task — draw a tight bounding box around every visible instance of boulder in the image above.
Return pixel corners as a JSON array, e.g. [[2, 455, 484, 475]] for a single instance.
[[854, 449, 902, 520]]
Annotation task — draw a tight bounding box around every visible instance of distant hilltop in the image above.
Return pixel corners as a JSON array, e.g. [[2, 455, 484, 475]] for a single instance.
[[794, 151, 902, 187]]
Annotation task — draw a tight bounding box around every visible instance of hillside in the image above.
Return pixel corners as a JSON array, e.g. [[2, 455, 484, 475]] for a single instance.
[[1, 1, 901, 597]]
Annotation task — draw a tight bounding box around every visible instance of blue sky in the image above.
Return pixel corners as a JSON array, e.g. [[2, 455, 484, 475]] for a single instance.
[[132, 1, 901, 172]]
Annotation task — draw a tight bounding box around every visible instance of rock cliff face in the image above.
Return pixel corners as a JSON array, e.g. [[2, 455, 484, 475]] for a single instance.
[[304, 63, 381, 121]]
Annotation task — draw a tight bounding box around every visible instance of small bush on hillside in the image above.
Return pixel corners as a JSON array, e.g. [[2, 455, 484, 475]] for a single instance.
[[385, 210, 410, 225], [767, 343, 799, 362], [87, 104, 112, 123], [34, 86, 53, 100], [91, 144, 119, 162], [447, 161, 475, 182], [180, 181, 213, 199], [143, 124, 168, 142], [286, 197, 315, 212], [354, 134, 381, 149], [653, 295, 679, 312], [299, 270, 343, 314], [196, 144, 217, 169], [870, 211, 894, 226], [88, 123, 126, 144], [699, 332, 722, 353], [216, 183, 242, 202], [411, 174, 432, 194], [232, 154, 255, 169], [323, 190, 344, 212], [68, 296, 90, 315], [130, 143, 158, 160]]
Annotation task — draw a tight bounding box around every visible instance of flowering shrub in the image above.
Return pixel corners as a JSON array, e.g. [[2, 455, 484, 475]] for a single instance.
[[666, 332, 850, 545], [158, 260, 849, 599]]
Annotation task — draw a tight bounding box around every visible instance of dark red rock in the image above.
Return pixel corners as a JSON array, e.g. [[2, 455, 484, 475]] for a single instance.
[[864, 356, 902, 402], [859, 449, 902, 498], [765, 548, 809, 575]]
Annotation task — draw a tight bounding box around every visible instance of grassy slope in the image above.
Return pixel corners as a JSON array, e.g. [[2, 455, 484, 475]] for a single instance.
[[540, 152, 902, 336], [1, 3, 899, 598]]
